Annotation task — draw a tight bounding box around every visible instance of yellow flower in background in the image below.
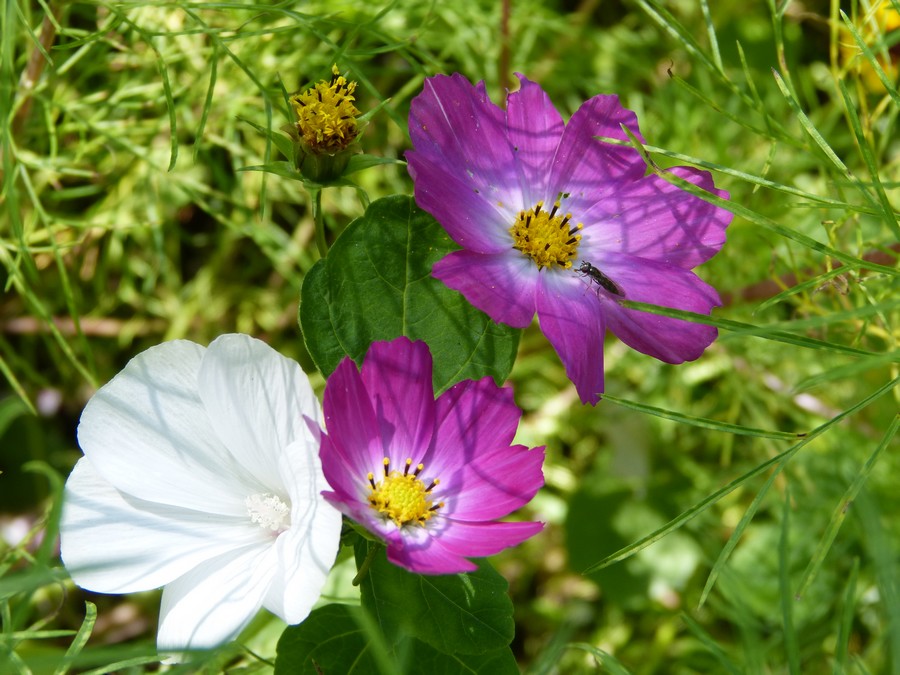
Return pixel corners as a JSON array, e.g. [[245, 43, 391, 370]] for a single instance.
[[840, 0, 900, 91], [289, 65, 362, 181]]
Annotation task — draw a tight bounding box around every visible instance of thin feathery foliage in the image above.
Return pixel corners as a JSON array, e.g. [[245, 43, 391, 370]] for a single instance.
[[0, 0, 897, 673]]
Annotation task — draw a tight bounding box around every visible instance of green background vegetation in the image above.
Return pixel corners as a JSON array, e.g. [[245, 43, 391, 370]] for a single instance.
[[1, 0, 898, 672]]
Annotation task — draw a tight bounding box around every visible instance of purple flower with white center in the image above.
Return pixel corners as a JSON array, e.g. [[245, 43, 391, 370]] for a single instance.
[[406, 73, 732, 405], [59, 334, 342, 652], [319, 337, 544, 575]]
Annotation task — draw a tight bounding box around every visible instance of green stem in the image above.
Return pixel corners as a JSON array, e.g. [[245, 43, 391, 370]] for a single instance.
[[352, 543, 381, 586], [311, 187, 327, 257]]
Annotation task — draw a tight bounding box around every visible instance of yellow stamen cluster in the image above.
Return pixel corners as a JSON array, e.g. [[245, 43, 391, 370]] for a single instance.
[[367, 458, 443, 528], [290, 65, 360, 154], [509, 200, 583, 269]]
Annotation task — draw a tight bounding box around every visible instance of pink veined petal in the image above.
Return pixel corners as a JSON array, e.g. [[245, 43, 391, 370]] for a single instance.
[[407, 74, 522, 251], [535, 270, 607, 405], [198, 334, 321, 494], [579, 166, 731, 269], [322, 357, 384, 477], [385, 530, 478, 575], [505, 74, 565, 206], [318, 434, 367, 503], [432, 250, 538, 328], [322, 490, 399, 546], [549, 93, 646, 217], [430, 377, 521, 469], [75, 340, 249, 513], [440, 444, 545, 522], [60, 458, 265, 594], [597, 254, 721, 363], [268, 439, 342, 623], [359, 338, 436, 465], [432, 519, 544, 558], [157, 545, 274, 651]]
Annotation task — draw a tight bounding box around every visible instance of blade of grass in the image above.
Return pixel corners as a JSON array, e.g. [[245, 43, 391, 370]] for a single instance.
[[796, 414, 900, 599], [680, 613, 742, 675], [841, 9, 900, 108], [567, 644, 634, 675], [586, 376, 898, 574], [53, 602, 97, 675], [620, 299, 893, 360], [755, 265, 860, 315], [833, 557, 860, 675], [834, 76, 900, 238], [699, 0, 723, 72], [601, 394, 805, 440], [780, 486, 801, 675]]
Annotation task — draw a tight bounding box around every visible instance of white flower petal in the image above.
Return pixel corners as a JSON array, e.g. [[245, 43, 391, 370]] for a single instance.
[[60, 458, 267, 593], [157, 545, 276, 651], [198, 334, 322, 492], [263, 440, 342, 622], [76, 340, 251, 512]]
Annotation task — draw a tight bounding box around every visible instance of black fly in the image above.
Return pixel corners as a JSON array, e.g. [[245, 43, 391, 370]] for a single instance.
[[578, 261, 623, 297]]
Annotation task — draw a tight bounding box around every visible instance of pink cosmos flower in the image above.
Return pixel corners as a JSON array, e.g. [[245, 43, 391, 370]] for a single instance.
[[406, 74, 732, 405], [318, 337, 544, 575]]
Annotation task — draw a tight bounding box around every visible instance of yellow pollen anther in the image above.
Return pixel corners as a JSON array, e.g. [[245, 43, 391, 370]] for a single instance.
[[509, 199, 583, 269], [290, 65, 360, 154], [367, 457, 441, 528]]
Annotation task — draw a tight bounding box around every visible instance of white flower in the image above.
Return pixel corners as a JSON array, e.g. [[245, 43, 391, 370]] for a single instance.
[[59, 334, 341, 652]]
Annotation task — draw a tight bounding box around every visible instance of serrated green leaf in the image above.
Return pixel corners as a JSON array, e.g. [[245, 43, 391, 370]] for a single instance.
[[299, 196, 520, 391], [355, 539, 515, 656]]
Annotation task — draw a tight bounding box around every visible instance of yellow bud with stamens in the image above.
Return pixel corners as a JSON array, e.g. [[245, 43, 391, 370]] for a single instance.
[[289, 65, 362, 182]]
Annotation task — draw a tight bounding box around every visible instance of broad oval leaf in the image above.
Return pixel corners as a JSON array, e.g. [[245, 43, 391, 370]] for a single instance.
[[354, 539, 515, 656], [299, 195, 520, 391]]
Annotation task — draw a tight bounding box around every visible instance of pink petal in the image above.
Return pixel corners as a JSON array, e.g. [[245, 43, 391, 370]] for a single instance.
[[535, 270, 607, 405], [322, 357, 383, 476], [549, 93, 646, 217], [407, 74, 521, 252], [434, 519, 544, 557], [359, 338, 436, 466], [580, 166, 731, 269], [432, 250, 538, 328], [597, 254, 721, 363], [441, 444, 545, 521], [385, 530, 477, 575], [505, 74, 565, 206], [318, 434, 366, 502], [430, 377, 521, 470]]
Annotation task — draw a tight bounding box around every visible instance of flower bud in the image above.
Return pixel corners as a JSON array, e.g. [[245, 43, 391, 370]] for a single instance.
[[289, 65, 362, 182]]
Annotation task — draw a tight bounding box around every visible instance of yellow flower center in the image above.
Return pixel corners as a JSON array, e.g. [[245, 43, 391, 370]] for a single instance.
[[509, 199, 583, 269], [290, 65, 360, 154], [367, 458, 443, 528]]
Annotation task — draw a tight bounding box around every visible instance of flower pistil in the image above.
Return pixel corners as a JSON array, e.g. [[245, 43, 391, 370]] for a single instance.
[[509, 199, 583, 269], [245, 493, 291, 533], [367, 457, 443, 528]]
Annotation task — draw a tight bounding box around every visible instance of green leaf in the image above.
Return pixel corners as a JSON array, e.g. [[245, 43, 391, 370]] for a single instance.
[[275, 604, 519, 675], [344, 154, 405, 175], [355, 539, 515, 656], [299, 195, 520, 391], [275, 604, 384, 675]]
